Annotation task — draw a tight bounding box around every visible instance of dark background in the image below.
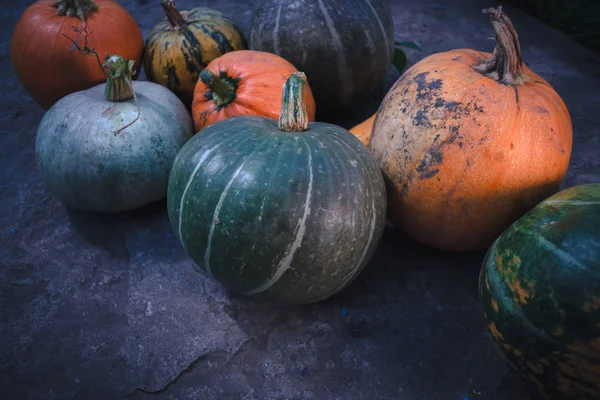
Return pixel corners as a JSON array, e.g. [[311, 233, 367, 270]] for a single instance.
[[1, 1, 599, 399]]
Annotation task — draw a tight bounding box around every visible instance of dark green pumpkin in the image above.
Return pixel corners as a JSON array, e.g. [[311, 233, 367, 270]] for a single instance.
[[479, 184, 600, 399], [248, 0, 394, 117], [167, 72, 387, 305]]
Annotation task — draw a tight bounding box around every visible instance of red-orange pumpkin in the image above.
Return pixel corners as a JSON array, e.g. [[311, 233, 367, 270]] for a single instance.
[[10, 0, 143, 110], [191, 50, 316, 132], [368, 7, 573, 252]]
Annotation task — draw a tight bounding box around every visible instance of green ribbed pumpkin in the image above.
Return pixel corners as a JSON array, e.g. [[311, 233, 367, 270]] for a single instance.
[[480, 184, 600, 400], [248, 0, 394, 116], [167, 72, 387, 305]]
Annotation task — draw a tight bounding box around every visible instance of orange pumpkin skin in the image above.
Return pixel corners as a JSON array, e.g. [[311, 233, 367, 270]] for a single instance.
[[191, 50, 316, 132], [350, 113, 376, 147], [369, 14, 572, 252], [10, 0, 143, 110]]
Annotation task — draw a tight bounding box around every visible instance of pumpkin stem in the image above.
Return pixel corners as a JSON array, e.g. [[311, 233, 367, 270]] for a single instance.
[[52, 0, 99, 20], [199, 69, 238, 109], [278, 72, 309, 132], [104, 55, 141, 135], [474, 6, 530, 86], [161, 0, 187, 29]]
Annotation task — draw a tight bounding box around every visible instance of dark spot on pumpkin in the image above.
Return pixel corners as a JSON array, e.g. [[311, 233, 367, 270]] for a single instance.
[[532, 106, 549, 114], [102, 106, 118, 117], [413, 72, 443, 102], [452, 56, 463, 61], [414, 109, 433, 127], [510, 142, 515, 150]]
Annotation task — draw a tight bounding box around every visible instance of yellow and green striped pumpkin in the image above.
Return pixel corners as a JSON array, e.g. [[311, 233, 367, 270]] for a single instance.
[[143, 0, 247, 107]]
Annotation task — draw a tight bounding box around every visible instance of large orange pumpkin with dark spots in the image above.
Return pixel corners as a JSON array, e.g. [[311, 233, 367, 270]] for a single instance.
[[191, 50, 316, 132], [369, 7, 573, 252]]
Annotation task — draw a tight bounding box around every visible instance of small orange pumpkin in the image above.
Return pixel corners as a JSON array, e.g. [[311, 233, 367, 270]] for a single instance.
[[191, 50, 316, 132], [369, 7, 573, 251], [349, 113, 376, 147], [10, 0, 143, 110]]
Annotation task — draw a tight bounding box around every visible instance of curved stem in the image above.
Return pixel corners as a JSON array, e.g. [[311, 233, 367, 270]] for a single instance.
[[199, 69, 238, 109], [52, 0, 99, 20], [278, 72, 309, 132], [474, 6, 530, 86], [161, 0, 187, 29], [103, 55, 140, 135]]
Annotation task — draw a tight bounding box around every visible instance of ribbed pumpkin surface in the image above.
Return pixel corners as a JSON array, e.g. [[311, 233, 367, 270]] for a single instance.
[[480, 184, 600, 400], [248, 0, 394, 115], [167, 116, 387, 304], [144, 7, 247, 106]]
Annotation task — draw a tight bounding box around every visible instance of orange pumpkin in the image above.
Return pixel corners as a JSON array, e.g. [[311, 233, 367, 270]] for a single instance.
[[10, 0, 143, 110], [369, 7, 573, 252], [191, 50, 316, 131], [350, 113, 376, 147]]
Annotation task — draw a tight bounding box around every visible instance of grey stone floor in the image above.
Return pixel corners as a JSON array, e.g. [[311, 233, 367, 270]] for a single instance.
[[1, 1, 599, 399]]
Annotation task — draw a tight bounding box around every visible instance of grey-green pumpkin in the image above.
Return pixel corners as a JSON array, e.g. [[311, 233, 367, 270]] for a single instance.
[[167, 72, 387, 305], [248, 0, 395, 116], [36, 55, 194, 213]]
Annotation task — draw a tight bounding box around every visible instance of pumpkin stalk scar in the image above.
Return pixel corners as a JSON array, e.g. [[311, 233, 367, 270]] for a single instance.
[[245, 139, 314, 295], [63, 26, 140, 134], [52, 0, 99, 20], [161, 0, 188, 29], [278, 72, 309, 132], [103, 55, 140, 135], [474, 6, 530, 86], [199, 69, 238, 109]]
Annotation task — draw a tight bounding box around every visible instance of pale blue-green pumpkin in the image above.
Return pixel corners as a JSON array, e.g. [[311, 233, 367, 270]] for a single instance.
[[36, 55, 194, 213]]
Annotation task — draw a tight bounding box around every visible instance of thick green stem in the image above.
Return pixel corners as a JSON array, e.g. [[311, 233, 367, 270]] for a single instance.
[[52, 0, 98, 20], [104, 55, 135, 102], [278, 72, 309, 132], [474, 6, 530, 86], [199, 69, 238, 109], [161, 0, 187, 29]]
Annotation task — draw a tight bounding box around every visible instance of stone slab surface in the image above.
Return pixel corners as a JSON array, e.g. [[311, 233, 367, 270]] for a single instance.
[[1, 0, 599, 399]]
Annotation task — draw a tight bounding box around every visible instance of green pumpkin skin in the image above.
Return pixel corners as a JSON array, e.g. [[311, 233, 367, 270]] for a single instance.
[[167, 115, 387, 305], [479, 184, 600, 400], [36, 81, 194, 213], [249, 0, 394, 115]]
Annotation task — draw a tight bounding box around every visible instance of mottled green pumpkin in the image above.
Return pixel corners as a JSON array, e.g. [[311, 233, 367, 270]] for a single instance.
[[36, 55, 194, 213], [480, 184, 600, 399], [248, 0, 394, 116], [167, 72, 387, 305], [143, 0, 247, 107]]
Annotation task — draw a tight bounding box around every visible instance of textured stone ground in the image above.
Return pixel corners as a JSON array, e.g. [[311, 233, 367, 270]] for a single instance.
[[1, 0, 599, 399]]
